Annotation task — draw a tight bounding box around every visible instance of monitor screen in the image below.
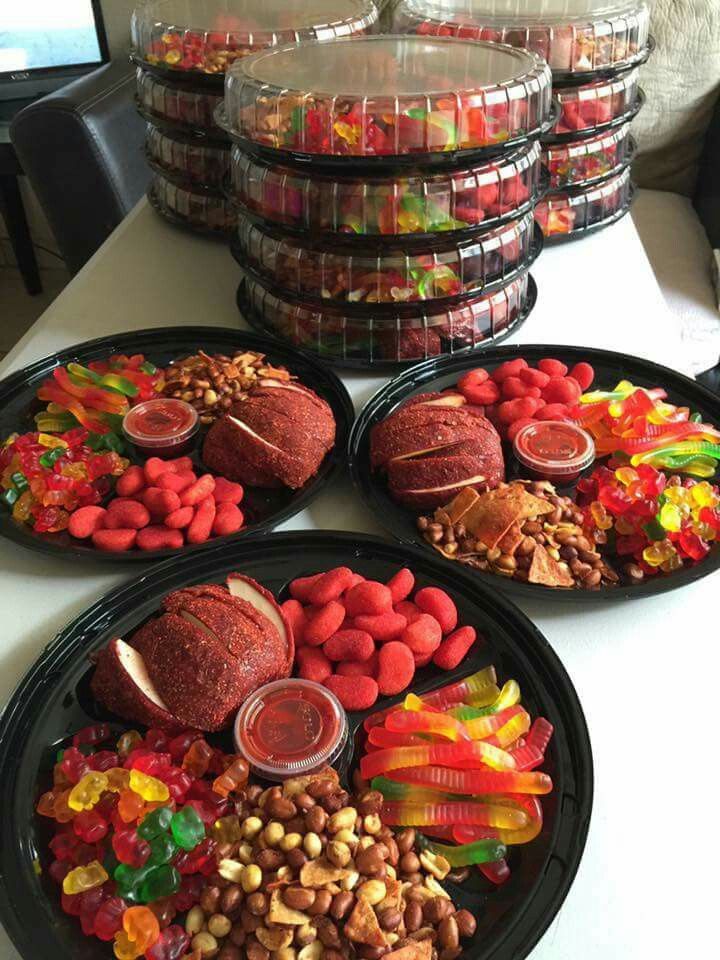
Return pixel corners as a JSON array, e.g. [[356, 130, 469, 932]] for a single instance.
[[0, 1, 107, 76]]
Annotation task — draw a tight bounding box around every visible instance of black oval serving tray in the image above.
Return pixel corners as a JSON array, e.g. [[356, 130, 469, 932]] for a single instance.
[[348, 344, 720, 601], [0, 326, 353, 562], [0, 531, 592, 960]]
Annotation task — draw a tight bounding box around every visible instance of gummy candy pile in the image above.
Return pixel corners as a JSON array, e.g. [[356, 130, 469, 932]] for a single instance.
[[578, 466, 720, 574], [37, 723, 249, 959], [360, 666, 553, 884], [0, 429, 129, 533]]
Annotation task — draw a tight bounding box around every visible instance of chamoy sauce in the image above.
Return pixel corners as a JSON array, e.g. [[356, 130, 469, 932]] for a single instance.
[[122, 398, 199, 457], [513, 420, 595, 482]]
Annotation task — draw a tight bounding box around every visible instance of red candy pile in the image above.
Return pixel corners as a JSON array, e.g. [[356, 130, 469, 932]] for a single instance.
[[283, 567, 480, 711], [67, 455, 245, 552], [457, 357, 596, 442]]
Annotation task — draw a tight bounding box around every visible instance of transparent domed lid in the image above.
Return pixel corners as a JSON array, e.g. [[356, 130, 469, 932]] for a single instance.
[[222, 34, 552, 160], [393, 0, 651, 75], [131, 0, 379, 76]]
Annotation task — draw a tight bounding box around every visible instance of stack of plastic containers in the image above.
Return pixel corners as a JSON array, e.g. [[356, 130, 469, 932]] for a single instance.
[[393, 0, 653, 243], [130, 0, 380, 236], [222, 34, 553, 366]]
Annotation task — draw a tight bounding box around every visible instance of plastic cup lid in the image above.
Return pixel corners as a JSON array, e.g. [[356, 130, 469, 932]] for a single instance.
[[122, 398, 199, 447], [513, 420, 595, 476]]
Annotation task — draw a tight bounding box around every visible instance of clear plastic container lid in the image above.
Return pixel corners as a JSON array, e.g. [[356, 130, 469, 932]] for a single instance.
[[233, 678, 349, 779], [221, 34, 552, 160], [393, 0, 651, 76], [146, 124, 230, 188], [233, 209, 538, 303], [534, 165, 632, 240], [238, 268, 535, 366], [230, 140, 542, 237], [542, 121, 633, 188], [148, 171, 237, 234], [131, 0, 380, 77], [136, 67, 227, 138], [547, 68, 640, 139], [513, 420, 595, 480], [122, 398, 200, 452]]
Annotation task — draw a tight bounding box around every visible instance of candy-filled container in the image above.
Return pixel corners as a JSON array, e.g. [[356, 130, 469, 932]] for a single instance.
[[230, 140, 543, 236], [547, 69, 641, 138], [393, 0, 651, 79], [512, 420, 595, 482], [238, 268, 536, 366], [221, 34, 553, 162], [145, 125, 230, 188], [534, 165, 632, 240], [148, 172, 237, 234], [233, 210, 538, 302], [543, 122, 633, 188], [135, 67, 226, 138], [131, 0, 380, 80]]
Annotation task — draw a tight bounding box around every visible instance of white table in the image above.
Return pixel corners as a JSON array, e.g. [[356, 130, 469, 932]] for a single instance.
[[0, 200, 715, 958]]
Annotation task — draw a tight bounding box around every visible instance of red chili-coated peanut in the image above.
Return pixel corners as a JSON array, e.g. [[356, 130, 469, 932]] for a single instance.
[[386, 568, 415, 604], [116, 465, 145, 498], [324, 630, 375, 662], [307, 567, 355, 606], [537, 358, 568, 377], [92, 528, 137, 552], [186, 497, 216, 544], [400, 614, 443, 654], [144, 457, 176, 485], [525, 386, 542, 399], [394, 601, 422, 624], [288, 573, 323, 602], [353, 612, 408, 642], [68, 505, 107, 539], [180, 474, 216, 507], [457, 368, 489, 391], [296, 646, 332, 684], [376, 642, 416, 696], [212, 476, 244, 505], [432, 626, 477, 670], [212, 502, 244, 536], [136, 525, 184, 551], [164, 506, 195, 530], [507, 417, 537, 443], [304, 601, 346, 646], [141, 487, 181, 521], [569, 362, 594, 391], [105, 500, 151, 531], [413, 650, 434, 668], [537, 403, 572, 422], [157, 471, 197, 494], [542, 376, 581, 405], [491, 358, 529, 383], [497, 397, 540, 424], [281, 599, 308, 646], [345, 581, 393, 617], [501, 376, 530, 400], [345, 573, 366, 592], [336, 653, 378, 678], [459, 379, 499, 405], [519, 367, 550, 388], [414, 587, 458, 634], [324, 675, 379, 711]]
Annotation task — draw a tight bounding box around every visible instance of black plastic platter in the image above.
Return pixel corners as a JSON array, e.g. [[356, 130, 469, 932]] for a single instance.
[[348, 344, 720, 601], [0, 531, 592, 960], [0, 326, 353, 562]]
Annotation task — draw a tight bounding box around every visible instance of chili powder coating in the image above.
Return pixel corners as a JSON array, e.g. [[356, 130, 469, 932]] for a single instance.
[[235, 678, 348, 779]]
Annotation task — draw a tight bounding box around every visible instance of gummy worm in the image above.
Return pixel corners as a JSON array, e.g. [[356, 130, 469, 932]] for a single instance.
[[379, 766, 553, 795], [456, 679, 521, 716], [359, 739, 517, 780], [381, 800, 529, 830], [421, 836, 507, 866], [454, 795, 544, 845], [367, 728, 432, 749], [386, 709, 471, 742], [632, 441, 720, 465], [371, 777, 460, 803]]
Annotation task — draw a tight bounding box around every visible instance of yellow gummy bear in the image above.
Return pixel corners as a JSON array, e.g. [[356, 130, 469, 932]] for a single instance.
[[659, 502, 682, 533], [691, 481, 717, 507], [113, 931, 144, 960], [62, 860, 108, 895], [68, 772, 109, 812], [614, 467, 638, 486], [129, 769, 170, 803]]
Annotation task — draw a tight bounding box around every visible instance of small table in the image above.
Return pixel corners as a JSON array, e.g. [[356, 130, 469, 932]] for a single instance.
[[0, 99, 42, 296]]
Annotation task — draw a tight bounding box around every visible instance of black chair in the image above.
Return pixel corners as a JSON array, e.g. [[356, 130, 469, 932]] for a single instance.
[[10, 61, 149, 276]]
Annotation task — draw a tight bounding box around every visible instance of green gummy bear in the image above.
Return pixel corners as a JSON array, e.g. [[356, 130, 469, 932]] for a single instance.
[[170, 806, 205, 851]]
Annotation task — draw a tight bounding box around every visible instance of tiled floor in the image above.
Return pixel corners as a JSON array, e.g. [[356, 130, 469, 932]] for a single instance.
[[0, 265, 70, 357]]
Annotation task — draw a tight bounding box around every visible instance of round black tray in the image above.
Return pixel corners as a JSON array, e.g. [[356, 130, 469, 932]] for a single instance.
[[147, 181, 236, 239], [237, 272, 538, 371], [0, 531, 593, 960], [0, 327, 353, 562], [135, 99, 230, 145], [541, 182, 635, 246], [348, 344, 720, 600], [540, 88, 645, 146]]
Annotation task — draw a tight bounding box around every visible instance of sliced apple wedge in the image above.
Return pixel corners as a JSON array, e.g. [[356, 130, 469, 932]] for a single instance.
[[390, 441, 469, 463], [227, 574, 294, 670], [90, 637, 180, 731], [228, 415, 287, 455], [416, 394, 466, 408], [398, 474, 487, 495]]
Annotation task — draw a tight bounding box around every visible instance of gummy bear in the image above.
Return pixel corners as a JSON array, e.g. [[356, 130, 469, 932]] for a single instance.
[[139, 864, 181, 902], [145, 923, 189, 960], [73, 809, 109, 843], [138, 806, 173, 841], [112, 827, 151, 868], [94, 896, 127, 941], [170, 806, 205, 851], [212, 757, 249, 798], [122, 905, 161, 953], [129, 770, 169, 803], [73, 723, 112, 748], [181, 739, 213, 779], [68, 772, 109, 812], [62, 859, 109, 895], [117, 730, 143, 759], [211, 815, 242, 845]]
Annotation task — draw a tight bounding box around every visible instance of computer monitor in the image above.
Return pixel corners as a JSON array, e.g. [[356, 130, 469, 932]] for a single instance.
[[0, 0, 110, 102]]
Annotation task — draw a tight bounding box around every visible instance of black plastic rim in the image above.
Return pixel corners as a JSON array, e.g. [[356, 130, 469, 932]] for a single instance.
[[136, 100, 230, 145], [0, 326, 354, 562], [132, 53, 226, 91], [541, 181, 635, 246], [147, 181, 235, 239], [541, 88, 645, 146], [548, 35, 655, 86], [0, 530, 593, 960], [145, 149, 230, 195], [348, 344, 720, 600], [544, 134, 636, 192], [237, 272, 537, 371]]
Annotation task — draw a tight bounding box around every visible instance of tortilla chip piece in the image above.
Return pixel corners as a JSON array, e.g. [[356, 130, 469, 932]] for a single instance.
[[345, 897, 387, 947], [462, 485, 555, 549], [267, 889, 310, 926], [299, 857, 347, 888], [528, 543, 574, 588], [385, 941, 433, 960], [496, 521, 524, 556], [437, 486, 480, 524], [282, 767, 339, 798], [377, 878, 403, 913]]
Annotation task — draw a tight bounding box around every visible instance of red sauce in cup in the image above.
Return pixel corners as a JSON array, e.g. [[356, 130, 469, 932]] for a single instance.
[[122, 398, 199, 457], [234, 679, 348, 781], [513, 420, 595, 482]]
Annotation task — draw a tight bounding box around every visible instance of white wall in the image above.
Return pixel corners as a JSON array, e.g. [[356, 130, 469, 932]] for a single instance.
[[100, 0, 135, 59]]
